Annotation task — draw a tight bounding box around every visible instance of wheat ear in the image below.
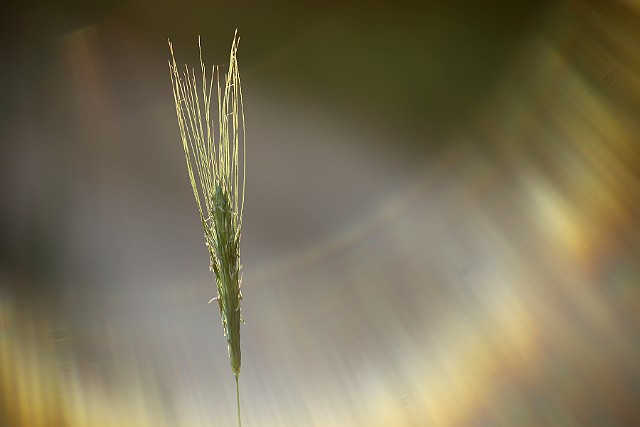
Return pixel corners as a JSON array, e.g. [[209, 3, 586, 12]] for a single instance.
[[168, 31, 245, 426]]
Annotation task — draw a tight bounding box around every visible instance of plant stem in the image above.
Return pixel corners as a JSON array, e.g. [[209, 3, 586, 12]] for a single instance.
[[236, 375, 242, 427]]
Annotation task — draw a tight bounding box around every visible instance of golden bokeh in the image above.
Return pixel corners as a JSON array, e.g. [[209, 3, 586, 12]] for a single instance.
[[1, 1, 638, 426]]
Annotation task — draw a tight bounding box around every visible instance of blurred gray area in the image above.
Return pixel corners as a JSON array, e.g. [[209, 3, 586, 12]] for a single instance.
[[1, 1, 639, 426]]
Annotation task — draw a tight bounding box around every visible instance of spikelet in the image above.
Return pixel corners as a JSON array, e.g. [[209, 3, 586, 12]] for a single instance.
[[168, 32, 245, 379]]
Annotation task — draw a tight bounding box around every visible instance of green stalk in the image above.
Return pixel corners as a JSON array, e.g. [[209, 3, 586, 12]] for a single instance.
[[236, 375, 242, 427]]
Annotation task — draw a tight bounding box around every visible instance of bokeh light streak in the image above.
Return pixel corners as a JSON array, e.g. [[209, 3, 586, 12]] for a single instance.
[[2, 1, 639, 426]]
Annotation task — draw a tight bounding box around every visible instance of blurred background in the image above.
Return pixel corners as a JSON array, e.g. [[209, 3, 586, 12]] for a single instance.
[[1, 0, 639, 426]]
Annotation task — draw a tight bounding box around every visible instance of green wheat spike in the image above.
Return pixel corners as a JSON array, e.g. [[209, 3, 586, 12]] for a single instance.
[[168, 31, 245, 426]]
